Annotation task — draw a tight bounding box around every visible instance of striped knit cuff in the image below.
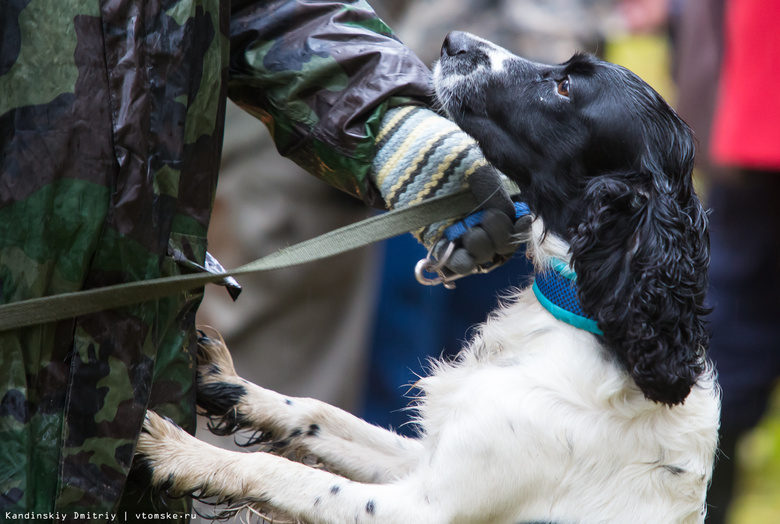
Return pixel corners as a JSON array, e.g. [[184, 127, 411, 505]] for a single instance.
[[370, 106, 490, 247]]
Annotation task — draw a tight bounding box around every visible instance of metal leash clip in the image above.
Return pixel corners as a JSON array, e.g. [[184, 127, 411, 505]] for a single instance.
[[415, 242, 504, 289], [415, 242, 461, 289]]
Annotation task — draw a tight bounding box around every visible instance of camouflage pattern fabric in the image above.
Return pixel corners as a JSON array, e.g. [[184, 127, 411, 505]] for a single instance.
[[0, 1, 430, 521], [228, 0, 432, 206]]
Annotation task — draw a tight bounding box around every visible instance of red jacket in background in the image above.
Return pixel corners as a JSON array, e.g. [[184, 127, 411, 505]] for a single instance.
[[711, 0, 780, 170]]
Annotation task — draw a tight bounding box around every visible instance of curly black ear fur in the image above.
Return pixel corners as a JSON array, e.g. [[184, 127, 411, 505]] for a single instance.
[[570, 170, 710, 405]]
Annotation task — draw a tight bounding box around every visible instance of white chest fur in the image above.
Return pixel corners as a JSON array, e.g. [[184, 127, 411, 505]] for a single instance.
[[412, 287, 720, 523]]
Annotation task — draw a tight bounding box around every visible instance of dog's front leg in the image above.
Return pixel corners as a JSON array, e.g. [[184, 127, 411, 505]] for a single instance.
[[137, 412, 446, 524], [196, 335, 424, 483]]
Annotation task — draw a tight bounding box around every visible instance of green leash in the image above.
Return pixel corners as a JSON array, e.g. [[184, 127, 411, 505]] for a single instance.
[[0, 190, 486, 332]]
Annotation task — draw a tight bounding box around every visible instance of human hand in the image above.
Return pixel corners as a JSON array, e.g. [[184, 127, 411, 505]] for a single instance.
[[370, 106, 527, 283], [416, 201, 531, 287]]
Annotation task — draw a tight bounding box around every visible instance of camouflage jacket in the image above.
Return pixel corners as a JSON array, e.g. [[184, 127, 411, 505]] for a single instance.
[[0, 0, 429, 520]]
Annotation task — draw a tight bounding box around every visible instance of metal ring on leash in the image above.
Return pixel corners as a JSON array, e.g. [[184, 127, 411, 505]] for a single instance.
[[415, 242, 460, 289], [415, 242, 505, 289]]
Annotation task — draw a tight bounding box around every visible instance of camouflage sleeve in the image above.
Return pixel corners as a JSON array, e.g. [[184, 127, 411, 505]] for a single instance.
[[228, 0, 433, 207]]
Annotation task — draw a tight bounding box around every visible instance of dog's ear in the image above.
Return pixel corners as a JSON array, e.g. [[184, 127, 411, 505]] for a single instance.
[[569, 168, 710, 405]]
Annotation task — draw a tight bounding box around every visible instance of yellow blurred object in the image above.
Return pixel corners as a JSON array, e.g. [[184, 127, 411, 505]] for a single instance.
[[728, 383, 780, 523], [604, 34, 676, 105]]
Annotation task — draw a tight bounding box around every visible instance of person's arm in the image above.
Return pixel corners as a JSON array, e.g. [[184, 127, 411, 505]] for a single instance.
[[229, 0, 430, 206], [229, 0, 521, 275]]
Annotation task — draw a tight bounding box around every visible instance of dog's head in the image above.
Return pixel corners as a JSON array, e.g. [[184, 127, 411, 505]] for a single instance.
[[434, 32, 710, 406]]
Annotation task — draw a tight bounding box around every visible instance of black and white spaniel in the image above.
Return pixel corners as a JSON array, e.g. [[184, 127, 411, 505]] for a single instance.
[[136, 32, 719, 523]]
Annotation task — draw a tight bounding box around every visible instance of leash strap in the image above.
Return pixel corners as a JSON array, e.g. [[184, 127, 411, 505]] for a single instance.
[[0, 190, 487, 332]]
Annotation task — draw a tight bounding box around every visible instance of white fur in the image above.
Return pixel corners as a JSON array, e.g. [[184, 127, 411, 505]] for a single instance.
[[137, 219, 720, 524], [432, 31, 516, 114]]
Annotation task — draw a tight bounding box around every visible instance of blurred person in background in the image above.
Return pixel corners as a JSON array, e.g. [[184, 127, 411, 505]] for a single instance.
[[196, 103, 378, 419], [679, 1, 780, 522]]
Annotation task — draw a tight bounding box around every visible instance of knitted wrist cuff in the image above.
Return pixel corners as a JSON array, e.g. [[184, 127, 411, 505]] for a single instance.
[[370, 106, 491, 247]]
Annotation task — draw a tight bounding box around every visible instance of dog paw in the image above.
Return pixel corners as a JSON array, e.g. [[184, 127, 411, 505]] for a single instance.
[[197, 330, 238, 378], [195, 331, 251, 434], [138, 411, 246, 502], [136, 411, 197, 494]]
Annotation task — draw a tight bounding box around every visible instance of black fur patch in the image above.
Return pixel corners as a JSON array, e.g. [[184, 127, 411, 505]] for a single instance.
[[197, 381, 246, 414], [130, 454, 154, 487], [307, 424, 320, 437], [159, 473, 175, 492], [235, 429, 271, 448], [197, 382, 247, 436], [365, 500, 376, 515], [662, 465, 686, 475], [271, 438, 291, 451]]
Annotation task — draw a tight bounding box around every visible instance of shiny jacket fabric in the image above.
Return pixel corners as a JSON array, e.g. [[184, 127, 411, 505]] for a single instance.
[[0, 0, 430, 518]]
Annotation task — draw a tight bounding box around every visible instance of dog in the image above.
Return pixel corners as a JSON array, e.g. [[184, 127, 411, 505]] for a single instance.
[[136, 32, 720, 523]]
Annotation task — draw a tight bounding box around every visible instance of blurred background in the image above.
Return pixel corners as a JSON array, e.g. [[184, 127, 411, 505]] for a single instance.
[[195, 1, 780, 522]]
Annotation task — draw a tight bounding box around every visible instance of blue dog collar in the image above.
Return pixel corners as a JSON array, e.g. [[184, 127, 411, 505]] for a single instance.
[[532, 258, 603, 335], [510, 203, 601, 335]]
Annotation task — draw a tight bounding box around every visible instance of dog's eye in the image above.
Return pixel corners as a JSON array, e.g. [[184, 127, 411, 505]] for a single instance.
[[557, 78, 571, 98]]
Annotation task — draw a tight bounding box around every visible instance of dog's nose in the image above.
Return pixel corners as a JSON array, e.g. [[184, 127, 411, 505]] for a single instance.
[[442, 31, 472, 58]]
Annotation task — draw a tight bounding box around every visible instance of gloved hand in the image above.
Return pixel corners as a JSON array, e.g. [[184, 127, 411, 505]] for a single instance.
[[432, 201, 533, 276], [370, 105, 529, 281]]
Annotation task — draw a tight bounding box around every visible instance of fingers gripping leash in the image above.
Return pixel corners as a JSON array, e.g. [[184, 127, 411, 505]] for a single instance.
[[415, 202, 531, 288]]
